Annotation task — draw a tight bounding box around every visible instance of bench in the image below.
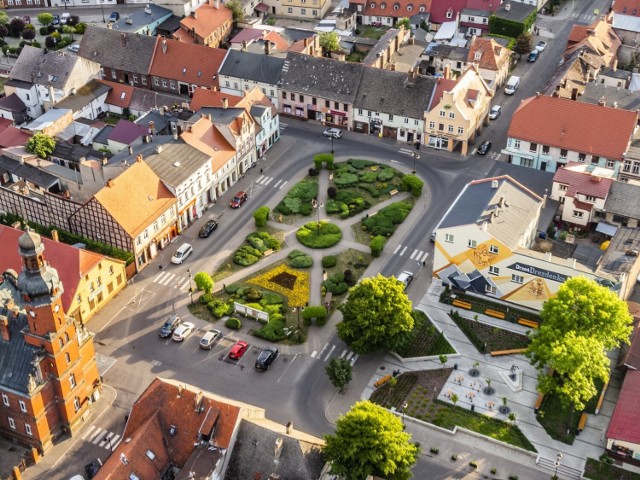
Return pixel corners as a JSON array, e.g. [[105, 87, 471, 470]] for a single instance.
[[490, 348, 526, 357], [374, 374, 392, 388], [452, 299, 472, 309], [518, 318, 540, 329], [577, 412, 588, 433], [389, 189, 399, 196], [534, 393, 544, 413], [485, 309, 506, 319], [263, 249, 274, 257]]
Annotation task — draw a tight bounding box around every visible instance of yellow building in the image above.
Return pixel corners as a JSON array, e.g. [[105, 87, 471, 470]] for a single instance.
[[424, 65, 493, 155], [267, 0, 331, 20]]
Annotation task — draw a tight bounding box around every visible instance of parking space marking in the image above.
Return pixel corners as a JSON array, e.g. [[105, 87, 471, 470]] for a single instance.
[[310, 350, 317, 358], [277, 354, 299, 383]]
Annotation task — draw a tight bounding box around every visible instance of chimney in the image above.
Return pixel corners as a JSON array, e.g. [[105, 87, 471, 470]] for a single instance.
[[242, 40, 247, 52], [173, 131, 179, 140], [136, 154, 143, 163], [612, 58, 618, 71], [491, 179, 499, 189], [391, 62, 397, 71], [598, 97, 606, 107], [571, 88, 578, 100], [162, 40, 167, 54], [215, 0, 219, 8], [590, 175, 602, 182], [192, 10, 197, 19], [128, 145, 133, 155], [194, 391, 204, 412], [285, 421, 293, 434], [51, 230, 59, 242], [265, 41, 271, 55], [505, 2, 511, 11], [443, 65, 451, 80], [222, 97, 228, 109], [304, 37, 309, 47], [274, 438, 284, 462], [149, 120, 156, 135], [106, 179, 115, 188], [0, 315, 9, 342], [155, 145, 163, 154], [49, 85, 55, 105], [121, 33, 127, 47]]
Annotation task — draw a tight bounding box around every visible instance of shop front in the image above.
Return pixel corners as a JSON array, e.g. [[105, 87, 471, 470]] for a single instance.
[[325, 110, 349, 128]]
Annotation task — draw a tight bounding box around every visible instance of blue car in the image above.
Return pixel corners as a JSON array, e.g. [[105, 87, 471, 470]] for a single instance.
[[528, 50, 539, 62]]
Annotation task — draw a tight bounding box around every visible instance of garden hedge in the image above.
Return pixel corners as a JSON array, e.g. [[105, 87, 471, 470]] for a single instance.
[[226, 317, 242, 329], [322, 255, 337, 268], [370, 235, 386, 257], [253, 206, 270, 227], [296, 221, 342, 248]]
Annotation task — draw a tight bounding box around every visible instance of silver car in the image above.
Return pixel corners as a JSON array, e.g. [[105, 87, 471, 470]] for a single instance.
[[488, 105, 502, 120], [323, 128, 342, 139]]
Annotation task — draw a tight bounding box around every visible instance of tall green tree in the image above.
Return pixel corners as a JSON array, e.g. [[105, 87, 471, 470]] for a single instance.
[[325, 358, 352, 392], [226, 0, 244, 22], [514, 32, 533, 59], [37, 13, 54, 27], [396, 17, 410, 30], [193, 271, 214, 294], [25, 133, 55, 159], [337, 274, 414, 354], [323, 401, 419, 480], [0, 12, 9, 26], [319, 31, 340, 55]]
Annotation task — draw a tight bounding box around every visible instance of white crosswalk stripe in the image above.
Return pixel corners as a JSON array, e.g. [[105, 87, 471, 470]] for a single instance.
[[257, 175, 288, 189], [152, 271, 191, 290], [399, 148, 413, 155], [399, 246, 408, 256], [278, 180, 288, 189], [393, 245, 430, 263], [82, 426, 122, 450], [81, 425, 97, 441], [420, 251, 429, 263], [313, 343, 359, 365]]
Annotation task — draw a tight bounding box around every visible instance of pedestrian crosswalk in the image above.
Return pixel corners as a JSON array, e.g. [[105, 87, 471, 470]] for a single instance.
[[393, 245, 430, 263], [81, 425, 122, 451], [399, 147, 415, 156], [569, 12, 595, 22], [279, 122, 288, 133], [311, 343, 360, 366], [256, 175, 289, 190], [152, 270, 190, 291]]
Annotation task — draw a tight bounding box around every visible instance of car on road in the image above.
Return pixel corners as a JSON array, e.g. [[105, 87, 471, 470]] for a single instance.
[[488, 105, 502, 120], [84, 460, 102, 479], [109, 12, 120, 22], [60, 12, 71, 24], [52, 14, 60, 25], [198, 219, 218, 238], [323, 128, 342, 139], [172, 322, 195, 342], [255, 347, 278, 371], [229, 191, 248, 208], [200, 329, 222, 349], [229, 340, 249, 360], [22, 15, 31, 24], [67, 44, 80, 53], [159, 314, 181, 338], [527, 50, 539, 62], [171, 243, 193, 264], [535, 41, 548, 52], [477, 141, 492, 156], [396, 271, 414, 290]]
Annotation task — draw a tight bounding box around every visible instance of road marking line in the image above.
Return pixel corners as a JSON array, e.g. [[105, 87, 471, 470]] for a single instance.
[[420, 251, 430, 262], [310, 350, 317, 358], [317, 343, 329, 359], [393, 244, 402, 254], [89, 428, 105, 444], [339, 349, 347, 359], [159, 273, 175, 286], [81, 425, 96, 441], [399, 246, 408, 256], [324, 345, 336, 361], [154, 271, 169, 283], [180, 279, 190, 291], [264, 177, 274, 185], [258, 177, 270, 185], [273, 179, 282, 188], [257, 175, 266, 182], [111, 438, 123, 450], [278, 181, 288, 189], [410, 249, 418, 260], [109, 434, 121, 445], [345, 351, 354, 361], [350, 354, 360, 366], [277, 353, 298, 383]]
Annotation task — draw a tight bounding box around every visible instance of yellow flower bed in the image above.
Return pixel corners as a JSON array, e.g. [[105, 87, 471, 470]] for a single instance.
[[248, 264, 310, 308]]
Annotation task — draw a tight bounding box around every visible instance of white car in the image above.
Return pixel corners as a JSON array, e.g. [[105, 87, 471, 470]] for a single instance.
[[200, 329, 222, 349], [323, 128, 342, 139], [396, 271, 414, 290], [171, 243, 193, 264], [535, 41, 547, 52], [488, 105, 502, 120], [172, 322, 195, 341], [67, 44, 79, 53], [60, 12, 71, 24]]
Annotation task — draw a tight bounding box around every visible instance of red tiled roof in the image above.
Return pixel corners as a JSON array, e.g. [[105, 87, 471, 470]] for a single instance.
[[0, 117, 12, 133], [108, 119, 147, 144], [364, 0, 431, 19], [429, 77, 457, 109], [464, 0, 500, 10], [568, 24, 590, 43], [607, 370, 640, 443], [553, 164, 613, 199], [572, 198, 594, 211], [178, 4, 232, 40], [149, 39, 226, 88], [98, 80, 135, 109], [613, 0, 640, 16], [467, 37, 509, 71], [190, 89, 242, 112], [0, 126, 31, 148], [507, 95, 637, 161], [429, 0, 466, 24], [230, 28, 263, 44]]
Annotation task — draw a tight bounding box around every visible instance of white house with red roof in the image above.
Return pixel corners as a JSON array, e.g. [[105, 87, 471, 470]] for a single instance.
[[503, 94, 638, 177], [551, 162, 614, 229], [606, 369, 640, 466], [360, 0, 431, 27]]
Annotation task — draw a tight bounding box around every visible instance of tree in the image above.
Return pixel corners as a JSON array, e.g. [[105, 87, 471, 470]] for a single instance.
[[25, 133, 55, 159], [323, 401, 419, 480], [401, 174, 424, 197], [0, 12, 9, 26], [325, 357, 352, 392], [319, 31, 340, 55], [193, 271, 214, 294], [37, 13, 54, 27], [22, 28, 35, 41], [337, 274, 414, 354], [450, 393, 459, 407], [0, 25, 8, 39], [514, 32, 533, 59], [226, 0, 244, 22], [439, 354, 447, 375], [396, 17, 410, 30], [253, 206, 270, 227], [9, 17, 25, 38], [62, 25, 76, 40]]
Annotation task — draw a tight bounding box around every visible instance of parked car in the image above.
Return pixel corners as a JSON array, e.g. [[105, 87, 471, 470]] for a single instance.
[[229, 191, 248, 208], [159, 314, 181, 338], [67, 44, 80, 53], [229, 340, 249, 360], [198, 219, 218, 238], [255, 347, 279, 371], [527, 50, 539, 62], [396, 271, 414, 290], [172, 322, 195, 342], [323, 128, 342, 139], [488, 105, 502, 120], [171, 243, 193, 264], [22, 15, 31, 25], [60, 12, 71, 24], [109, 12, 120, 22], [477, 141, 492, 156], [52, 14, 60, 25], [535, 40, 548, 52], [200, 329, 222, 349], [84, 460, 102, 479]]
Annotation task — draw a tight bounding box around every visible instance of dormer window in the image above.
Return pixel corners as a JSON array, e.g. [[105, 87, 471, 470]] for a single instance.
[[370, 2, 375, 7], [182, 67, 187, 74], [48, 75, 58, 82], [407, 4, 413, 11], [393, 2, 399, 9], [419, 4, 425, 11], [380, 2, 385, 8], [474, 51, 481, 60], [446, 8, 453, 18]]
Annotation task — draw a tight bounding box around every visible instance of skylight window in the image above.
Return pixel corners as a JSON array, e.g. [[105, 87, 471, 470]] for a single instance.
[[120, 92, 126, 99], [182, 67, 187, 74]]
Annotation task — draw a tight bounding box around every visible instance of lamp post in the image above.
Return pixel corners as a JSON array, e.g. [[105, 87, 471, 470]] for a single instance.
[[401, 402, 408, 426], [553, 452, 563, 479], [312, 198, 324, 235], [187, 268, 194, 304], [411, 151, 420, 174], [330, 135, 334, 155], [100, 0, 106, 23]]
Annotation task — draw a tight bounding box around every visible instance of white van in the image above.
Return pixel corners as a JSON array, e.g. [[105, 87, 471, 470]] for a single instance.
[[504, 76, 520, 95], [171, 243, 193, 264]]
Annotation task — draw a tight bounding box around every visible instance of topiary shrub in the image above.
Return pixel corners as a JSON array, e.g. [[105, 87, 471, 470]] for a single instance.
[[334, 172, 358, 186], [225, 284, 241, 294], [244, 287, 263, 302], [296, 221, 342, 248], [253, 317, 287, 341], [200, 293, 214, 305], [327, 186, 337, 198], [226, 317, 242, 329], [358, 170, 378, 183], [289, 254, 313, 268], [288, 249, 306, 259], [349, 159, 377, 169], [402, 174, 424, 196], [323, 273, 348, 295], [208, 300, 232, 318], [39, 26, 49, 35], [74, 22, 87, 34], [322, 255, 337, 268], [370, 235, 386, 258], [233, 245, 262, 266], [344, 269, 356, 286], [260, 292, 284, 305], [309, 167, 319, 177], [253, 206, 270, 227], [302, 305, 327, 324], [377, 168, 395, 181]]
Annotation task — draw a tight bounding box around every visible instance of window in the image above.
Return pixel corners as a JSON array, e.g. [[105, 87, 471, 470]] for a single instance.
[[513, 139, 520, 149], [542, 145, 550, 154], [76, 294, 81, 303], [578, 153, 586, 162], [606, 159, 615, 168], [414, 119, 419, 125], [404, 118, 409, 124], [445, 233, 454, 243], [287, 7, 292, 12], [389, 114, 394, 121], [70, 374, 76, 389], [25, 424, 32, 436], [591, 155, 599, 165], [429, 121, 435, 129], [488, 266, 499, 275], [585, 195, 596, 202], [154, 78, 159, 86], [334, 101, 339, 109], [529, 142, 538, 153], [358, 108, 363, 115], [59, 338, 64, 348], [512, 274, 524, 284], [367, 110, 372, 117], [468, 239, 477, 248], [2, 394, 8, 406], [448, 125, 454, 133], [407, 4, 412, 10], [560, 149, 568, 159], [312, 97, 317, 106], [439, 110, 446, 117], [301, 7, 306, 13], [299, 94, 304, 102], [344, 104, 348, 111], [489, 245, 499, 254], [485, 285, 496, 294], [457, 127, 464, 135], [74, 397, 81, 412], [111, 70, 117, 80], [8, 418, 15, 430], [19, 400, 26, 413], [325, 100, 330, 108], [633, 161, 640, 174], [141, 77, 147, 86], [290, 93, 295, 100], [448, 112, 455, 119], [439, 123, 445, 131], [282, 91, 286, 99], [65, 352, 70, 364], [419, 5, 425, 11], [169, 80, 175, 89], [446, 8, 453, 18], [572, 210, 584, 219], [132, 75, 138, 83], [558, 184, 567, 191]]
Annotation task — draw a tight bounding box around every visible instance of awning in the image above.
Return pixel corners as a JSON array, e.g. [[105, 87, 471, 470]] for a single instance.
[[596, 222, 618, 237], [255, 3, 269, 12]]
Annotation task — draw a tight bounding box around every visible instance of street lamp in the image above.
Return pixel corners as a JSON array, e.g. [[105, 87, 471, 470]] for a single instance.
[[312, 198, 324, 235], [100, 0, 106, 23], [330, 135, 334, 155], [553, 452, 563, 479], [411, 151, 420, 174], [187, 268, 194, 304], [401, 402, 408, 426]]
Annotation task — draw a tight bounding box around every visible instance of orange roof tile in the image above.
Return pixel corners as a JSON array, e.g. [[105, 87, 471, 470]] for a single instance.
[[613, 0, 640, 16], [190, 89, 242, 112], [178, 4, 232, 41], [94, 157, 176, 238], [264, 30, 291, 51], [467, 37, 510, 71], [364, 0, 431, 18], [181, 116, 236, 172], [149, 39, 227, 88], [236, 86, 277, 116], [98, 79, 135, 109], [508, 95, 637, 161], [430, 78, 457, 108]]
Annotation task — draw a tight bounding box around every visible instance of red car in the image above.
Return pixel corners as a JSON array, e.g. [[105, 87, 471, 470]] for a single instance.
[[228, 341, 249, 360], [229, 191, 248, 208]]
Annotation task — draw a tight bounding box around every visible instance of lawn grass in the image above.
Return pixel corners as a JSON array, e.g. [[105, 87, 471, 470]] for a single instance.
[[321, 248, 372, 315], [370, 371, 536, 452], [357, 25, 390, 40], [584, 457, 640, 480], [395, 310, 456, 358]]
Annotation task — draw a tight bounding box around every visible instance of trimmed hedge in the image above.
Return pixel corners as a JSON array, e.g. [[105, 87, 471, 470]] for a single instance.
[[275, 180, 318, 215], [289, 254, 313, 268], [253, 206, 270, 227], [253, 316, 287, 341], [226, 317, 242, 329], [302, 305, 328, 325], [402, 174, 424, 197], [322, 272, 348, 295], [362, 201, 413, 237], [296, 221, 342, 248], [370, 235, 386, 257], [208, 299, 233, 318], [322, 255, 337, 268]]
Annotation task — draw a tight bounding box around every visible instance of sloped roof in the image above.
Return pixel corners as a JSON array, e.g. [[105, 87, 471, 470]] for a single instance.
[[467, 37, 510, 71], [0, 93, 26, 112], [493, 1, 535, 22], [429, 0, 466, 23], [54, 79, 111, 112], [78, 27, 158, 74], [141, 140, 211, 187], [553, 164, 613, 199], [565, 16, 621, 66], [181, 116, 235, 172], [108, 119, 148, 144], [0, 155, 59, 190], [579, 83, 640, 111], [93, 157, 176, 237], [190, 88, 242, 111], [111, 3, 172, 33], [129, 89, 185, 113], [10, 46, 79, 88], [604, 180, 640, 220], [98, 79, 134, 108], [438, 176, 543, 249], [281, 52, 364, 103], [354, 68, 436, 119], [607, 369, 640, 443], [623, 323, 640, 370], [178, 4, 233, 39], [364, 0, 431, 19], [613, 0, 640, 16], [598, 226, 640, 275], [219, 49, 285, 85], [0, 126, 31, 148], [423, 42, 470, 61], [149, 39, 226, 87], [507, 95, 637, 161]]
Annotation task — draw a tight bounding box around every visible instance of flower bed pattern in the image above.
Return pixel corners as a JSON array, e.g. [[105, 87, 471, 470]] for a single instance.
[[248, 264, 310, 307]]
